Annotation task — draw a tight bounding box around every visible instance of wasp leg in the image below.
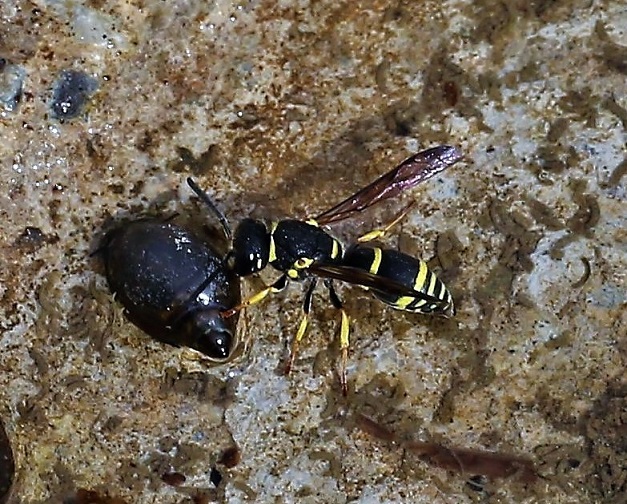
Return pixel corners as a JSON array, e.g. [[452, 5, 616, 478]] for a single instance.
[[326, 280, 350, 396], [286, 278, 318, 376], [221, 275, 288, 318], [357, 201, 416, 243]]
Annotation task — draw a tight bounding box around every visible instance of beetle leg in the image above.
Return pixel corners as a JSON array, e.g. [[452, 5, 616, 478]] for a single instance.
[[326, 280, 350, 396], [285, 278, 318, 375], [357, 201, 416, 243], [221, 275, 288, 318]]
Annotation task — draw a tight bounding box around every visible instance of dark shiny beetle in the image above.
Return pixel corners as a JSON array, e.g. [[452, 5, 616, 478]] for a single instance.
[[99, 186, 240, 361], [191, 145, 463, 392]]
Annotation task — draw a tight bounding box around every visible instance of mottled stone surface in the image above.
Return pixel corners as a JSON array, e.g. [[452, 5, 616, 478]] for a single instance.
[[0, 1, 625, 503]]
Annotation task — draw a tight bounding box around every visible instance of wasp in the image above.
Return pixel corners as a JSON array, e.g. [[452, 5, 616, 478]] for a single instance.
[[188, 145, 463, 393]]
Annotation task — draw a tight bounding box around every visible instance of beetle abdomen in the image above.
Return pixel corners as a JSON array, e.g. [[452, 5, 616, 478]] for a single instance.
[[101, 219, 240, 358]]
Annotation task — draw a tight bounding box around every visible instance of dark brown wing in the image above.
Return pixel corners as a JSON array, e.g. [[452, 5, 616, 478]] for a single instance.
[[309, 263, 449, 308], [315, 145, 463, 225]]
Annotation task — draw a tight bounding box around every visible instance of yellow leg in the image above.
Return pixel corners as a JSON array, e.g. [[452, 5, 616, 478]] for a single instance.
[[222, 275, 287, 318], [285, 310, 309, 375], [326, 279, 351, 395], [357, 201, 416, 243], [285, 279, 317, 375], [338, 308, 350, 396]]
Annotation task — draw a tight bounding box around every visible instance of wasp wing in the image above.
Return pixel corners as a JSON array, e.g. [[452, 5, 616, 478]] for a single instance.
[[310, 263, 449, 309], [315, 145, 463, 225]]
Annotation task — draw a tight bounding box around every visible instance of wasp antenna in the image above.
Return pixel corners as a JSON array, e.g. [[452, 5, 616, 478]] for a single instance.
[[187, 177, 233, 241]]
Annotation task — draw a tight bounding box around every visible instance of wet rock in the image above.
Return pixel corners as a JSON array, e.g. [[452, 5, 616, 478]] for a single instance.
[[51, 69, 98, 119], [0, 59, 25, 111]]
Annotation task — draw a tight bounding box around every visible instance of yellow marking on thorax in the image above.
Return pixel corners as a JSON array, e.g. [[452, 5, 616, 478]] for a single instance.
[[288, 257, 314, 280], [331, 239, 340, 259], [268, 221, 279, 263], [295, 257, 314, 269], [414, 260, 429, 291], [305, 219, 319, 227], [369, 247, 383, 275]]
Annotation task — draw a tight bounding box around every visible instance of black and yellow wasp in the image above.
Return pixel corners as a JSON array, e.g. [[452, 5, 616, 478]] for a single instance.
[[188, 145, 463, 393]]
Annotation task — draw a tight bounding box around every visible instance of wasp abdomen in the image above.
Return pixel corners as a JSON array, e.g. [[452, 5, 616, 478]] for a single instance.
[[343, 245, 453, 315]]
